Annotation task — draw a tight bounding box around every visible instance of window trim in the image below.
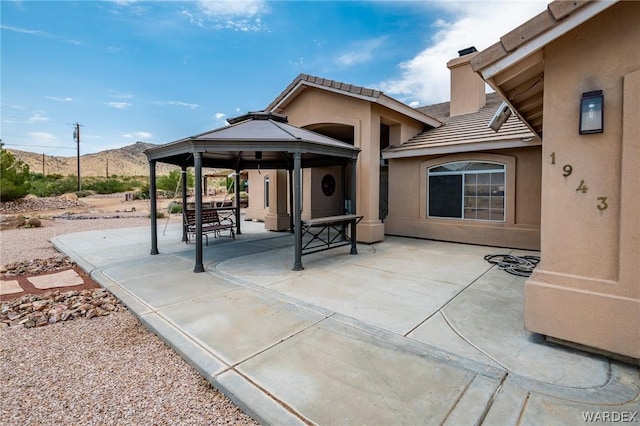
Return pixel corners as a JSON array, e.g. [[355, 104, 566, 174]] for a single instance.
[[420, 153, 516, 226]]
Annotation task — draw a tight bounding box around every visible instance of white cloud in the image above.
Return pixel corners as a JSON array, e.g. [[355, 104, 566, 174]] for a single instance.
[[107, 102, 131, 109], [29, 112, 49, 122], [46, 96, 73, 102], [197, 0, 267, 17], [290, 57, 304, 67], [379, 1, 548, 106], [0, 24, 83, 45], [154, 100, 199, 109], [28, 132, 57, 142], [335, 37, 387, 67], [182, 0, 269, 31], [123, 131, 152, 140], [214, 113, 226, 120]]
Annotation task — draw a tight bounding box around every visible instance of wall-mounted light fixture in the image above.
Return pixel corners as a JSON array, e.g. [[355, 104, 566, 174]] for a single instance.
[[579, 90, 603, 134]]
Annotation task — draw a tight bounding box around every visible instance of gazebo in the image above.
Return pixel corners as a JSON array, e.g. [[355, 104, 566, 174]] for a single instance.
[[145, 111, 361, 272]]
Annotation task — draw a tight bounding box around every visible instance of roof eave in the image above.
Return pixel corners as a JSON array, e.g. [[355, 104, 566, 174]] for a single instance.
[[382, 137, 541, 159], [376, 94, 442, 128], [471, 1, 619, 137], [472, 1, 617, 81]]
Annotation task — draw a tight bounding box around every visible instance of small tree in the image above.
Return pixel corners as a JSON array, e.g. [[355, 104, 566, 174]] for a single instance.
[[156, 169, 194, 197], [0, 145, 31, 201]]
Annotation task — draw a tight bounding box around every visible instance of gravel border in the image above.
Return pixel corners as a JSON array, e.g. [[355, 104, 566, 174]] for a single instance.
[[0, 212, 258, 425], [0, 311, 256, 425]]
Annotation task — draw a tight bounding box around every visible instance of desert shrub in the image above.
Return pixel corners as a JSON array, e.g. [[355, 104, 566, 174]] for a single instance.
[[168, 201, 182, 214], [28, 174, 77, 197], [75, 190, 93, 198], [1, 146, 31, 201], [231, 191, 249, 201], [156, 169, 194, 198], [137, 183, 150, 200], [85, 178, 128, 194]]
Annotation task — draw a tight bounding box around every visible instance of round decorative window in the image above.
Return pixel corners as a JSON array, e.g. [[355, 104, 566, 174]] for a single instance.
[[321, 174, 336, 197]]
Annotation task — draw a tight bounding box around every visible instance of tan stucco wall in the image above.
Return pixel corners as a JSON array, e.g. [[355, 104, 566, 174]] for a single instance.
[[256, 87, 428, 242], [525, 1, 640, 359], [385, 147, 542, 250], [245, 169, 274, 222]]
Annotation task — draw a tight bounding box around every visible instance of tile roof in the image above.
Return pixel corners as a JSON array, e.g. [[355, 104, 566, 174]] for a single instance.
[[266, 74, 382, 112], [383, 93, 539, 158], [266, 73, 442, 128]]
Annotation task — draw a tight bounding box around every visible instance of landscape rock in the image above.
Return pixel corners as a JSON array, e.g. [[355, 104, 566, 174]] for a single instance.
[[0, 197, 88, 215], [1, 288, 126, 328], [27, 217, 42, 227], [60, 193, 78, 202], [0, 214, 26, 230], [1, 256, 76, 277]]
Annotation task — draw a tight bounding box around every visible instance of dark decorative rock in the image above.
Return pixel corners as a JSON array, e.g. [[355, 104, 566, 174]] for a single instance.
[[27, 217, 42, 227], [0, 289, 126, 328]]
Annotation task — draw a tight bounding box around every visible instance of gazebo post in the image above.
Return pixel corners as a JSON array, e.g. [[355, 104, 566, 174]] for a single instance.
[[194, 152, 205, 273], [181, 166, 188, 242], [235, 167, 241, 235], [292, 152, 303, 271], [149, 160, 159, 255], [350, 158, 358, 255]]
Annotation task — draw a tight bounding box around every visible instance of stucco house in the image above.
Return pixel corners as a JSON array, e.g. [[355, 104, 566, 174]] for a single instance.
[[246, 49, 542, 250], [472, 0, 639, 360], [382, 49, 541, 250], [243, 0, 637, 360], [245, 73, 442, 244]]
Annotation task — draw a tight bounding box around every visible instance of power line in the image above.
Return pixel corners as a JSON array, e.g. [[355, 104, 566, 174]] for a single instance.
[[3, 143, 76, 150]]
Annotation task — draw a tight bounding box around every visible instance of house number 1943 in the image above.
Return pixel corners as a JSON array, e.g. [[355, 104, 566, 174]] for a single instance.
[[549, 152, 608, 211]]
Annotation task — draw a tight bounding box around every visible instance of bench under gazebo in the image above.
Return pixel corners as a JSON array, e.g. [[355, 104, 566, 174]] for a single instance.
[[145, 111, 361, 272]]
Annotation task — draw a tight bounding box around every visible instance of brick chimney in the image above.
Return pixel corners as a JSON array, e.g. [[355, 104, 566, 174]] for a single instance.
[[447, 47, 486, 116]]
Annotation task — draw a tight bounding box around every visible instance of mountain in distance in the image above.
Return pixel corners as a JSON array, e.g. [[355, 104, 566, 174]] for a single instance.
[[7, 142, 179, 177]]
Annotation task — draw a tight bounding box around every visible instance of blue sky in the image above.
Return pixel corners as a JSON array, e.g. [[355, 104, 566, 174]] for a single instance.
[[1, 0, 547, 155]]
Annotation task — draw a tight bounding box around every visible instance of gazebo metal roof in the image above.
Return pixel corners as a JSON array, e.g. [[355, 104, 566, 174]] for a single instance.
[[145, 111, 361, 272], [145, 111, 360, 170]]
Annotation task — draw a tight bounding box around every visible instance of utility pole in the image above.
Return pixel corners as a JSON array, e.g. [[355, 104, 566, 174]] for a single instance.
[[42, 153, 45, 175], [73, 122, 82, 191], [106, 158, 109, 179]]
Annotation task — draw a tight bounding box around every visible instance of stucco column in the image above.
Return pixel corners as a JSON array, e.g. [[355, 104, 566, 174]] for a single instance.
[[149, 160, 159, 255], [356, 116, 385, 243], [193, 152, 204, 273], [265, 170, 291, 231], [293, 152, 303, 271], [524, 11, 640, 359]]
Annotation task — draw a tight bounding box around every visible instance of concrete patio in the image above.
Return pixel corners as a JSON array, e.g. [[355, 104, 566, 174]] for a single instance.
[[52, 220, 639, 425]]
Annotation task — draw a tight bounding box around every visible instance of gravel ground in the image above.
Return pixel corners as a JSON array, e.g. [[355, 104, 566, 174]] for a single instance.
[[1, 207, 258, 425], [0, 216, 154, 265]]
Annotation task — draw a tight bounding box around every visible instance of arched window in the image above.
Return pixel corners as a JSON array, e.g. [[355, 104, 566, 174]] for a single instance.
[[428, 161, 505, 221]]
